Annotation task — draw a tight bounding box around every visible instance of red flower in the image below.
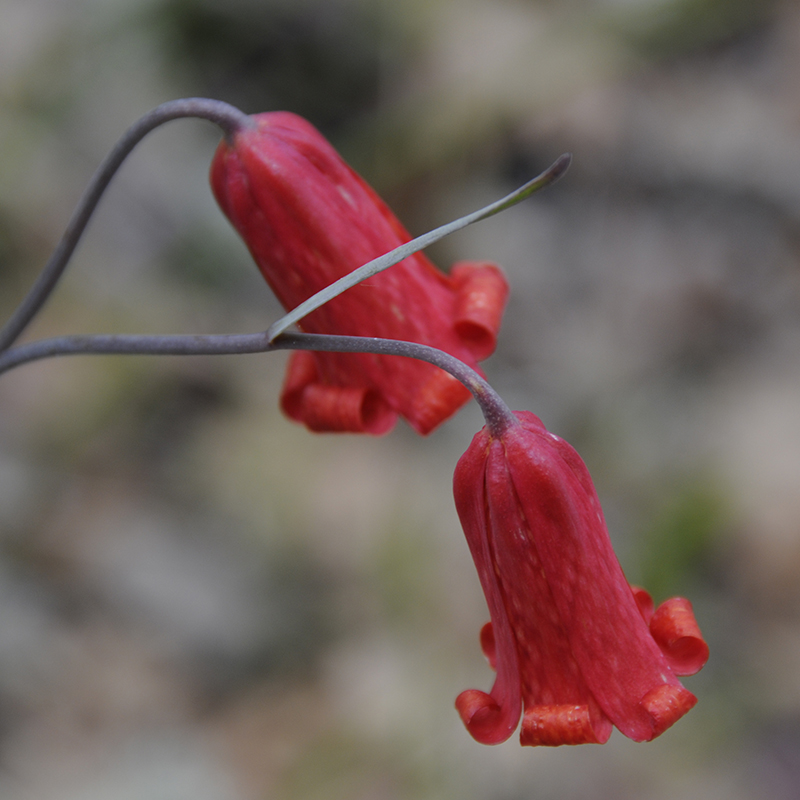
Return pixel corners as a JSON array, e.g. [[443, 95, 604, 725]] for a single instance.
[[210, 112, 508, 435], [453, 411, 709, 746]]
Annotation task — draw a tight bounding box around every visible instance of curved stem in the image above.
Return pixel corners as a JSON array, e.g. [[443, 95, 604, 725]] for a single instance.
[[280, 333, 517, 435], [0, 330, 517, 435], [0, 98, 253, 352], [0, 332, 271, 371]]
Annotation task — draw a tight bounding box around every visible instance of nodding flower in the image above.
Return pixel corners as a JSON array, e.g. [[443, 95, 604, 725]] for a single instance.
[[210, 112, 508, 435], [453, 410, 708, 746]]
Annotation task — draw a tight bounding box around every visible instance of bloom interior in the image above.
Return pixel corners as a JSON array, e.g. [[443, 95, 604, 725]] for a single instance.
[[453, 411, 709, 746]]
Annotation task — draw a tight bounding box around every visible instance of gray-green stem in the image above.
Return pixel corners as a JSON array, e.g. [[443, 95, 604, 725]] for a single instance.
[[0, 330, 517, 435], [0, 98, 253, 352]]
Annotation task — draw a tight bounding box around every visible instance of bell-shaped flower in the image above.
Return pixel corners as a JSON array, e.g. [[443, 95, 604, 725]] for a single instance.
[[210, 112, 508, 435], [453, 410, 709, 746]]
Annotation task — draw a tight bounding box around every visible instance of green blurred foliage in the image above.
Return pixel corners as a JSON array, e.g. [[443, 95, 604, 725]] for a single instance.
[[159, 223, 272, 298], [617, 0, 779, 59], [638, 475, 728, 599], [276, 727, 461, 800], [373, 525, 439, 628]]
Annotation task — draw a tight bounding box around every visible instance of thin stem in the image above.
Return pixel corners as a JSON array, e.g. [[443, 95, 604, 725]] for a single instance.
[[0, 98, 253, 352], [280, 333, 517, 435], [0, 330, 517, 435], [0, 332, 271, 370], [266, 153, 572, 342]]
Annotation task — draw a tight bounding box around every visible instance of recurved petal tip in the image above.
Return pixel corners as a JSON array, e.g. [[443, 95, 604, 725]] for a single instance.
[[451, 261, 509, 361], [649, 597, 710, 676], [406, 367, 472, 435], [455, 690, 516, 745], [280, 351, 396, 434], [640, 684, 698, 740], [521, 704, 612, 746]]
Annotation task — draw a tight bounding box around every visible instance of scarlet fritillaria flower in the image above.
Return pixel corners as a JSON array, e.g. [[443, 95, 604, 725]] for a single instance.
[[453, 410, 709, 746], [210, 112, 508, 435]]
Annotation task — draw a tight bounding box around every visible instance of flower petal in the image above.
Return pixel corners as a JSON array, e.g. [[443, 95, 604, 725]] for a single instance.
[[280, 350, 396, 434], [521, 704, 612, 746], [639, 684, 698, 739], [649, 598, 710, 677], [504, 413, 693, 742], [453, 433, 523, 745], [451, 261, 509, 360], [630, 585, 655, 623], [456, 690, 513, 745], [480, 621, 497, 671]]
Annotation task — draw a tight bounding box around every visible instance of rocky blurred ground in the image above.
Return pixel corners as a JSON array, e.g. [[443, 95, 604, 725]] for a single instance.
[[1, 0, 799, 798]]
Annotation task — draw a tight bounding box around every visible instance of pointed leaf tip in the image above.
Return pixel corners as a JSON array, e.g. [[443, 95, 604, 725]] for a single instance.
[[546, 152, 572, 184]]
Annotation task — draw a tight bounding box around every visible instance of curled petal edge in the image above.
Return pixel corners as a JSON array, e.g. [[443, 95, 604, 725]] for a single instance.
[[631, 586, 709, 677], [406, 367, 472, 436], [280, 350, 396, 434], [476, 624, 612, 747], [639, 684, 698, 740], [521, 704, 612, 746], [649, 597, 710, 677], [451, 261, 509, 361], [455, 689, 517, 746]]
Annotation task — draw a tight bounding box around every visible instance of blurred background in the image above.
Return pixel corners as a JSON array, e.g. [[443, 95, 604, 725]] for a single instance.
[[0, 0, 798, 797]]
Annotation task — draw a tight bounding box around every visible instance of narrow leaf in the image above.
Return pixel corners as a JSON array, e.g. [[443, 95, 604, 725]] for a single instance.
[[267, 153, 571, 341]]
